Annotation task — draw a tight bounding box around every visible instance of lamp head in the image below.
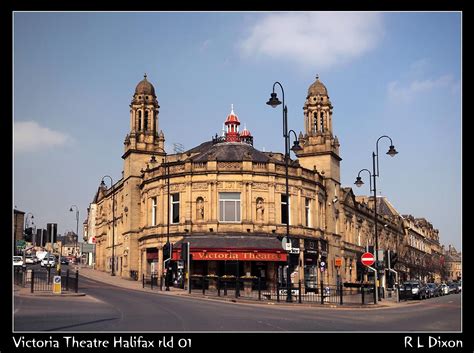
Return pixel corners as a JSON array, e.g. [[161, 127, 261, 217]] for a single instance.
[[266, 92, 281, 108], [387, 145, 398, 157], [291, 140, 303, 152], [354, 176, 364, 187]]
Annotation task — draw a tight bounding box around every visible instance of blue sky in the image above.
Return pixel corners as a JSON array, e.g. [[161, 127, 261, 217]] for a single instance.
[[13, 12, 461, 250]]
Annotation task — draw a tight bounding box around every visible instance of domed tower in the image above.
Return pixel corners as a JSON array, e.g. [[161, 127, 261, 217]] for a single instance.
[[239, 124, 253, 145], [295, 75, 342, 238], [224, 104, 241, 142], [123, 74, 165, 178], [295, 75, 341, 184]]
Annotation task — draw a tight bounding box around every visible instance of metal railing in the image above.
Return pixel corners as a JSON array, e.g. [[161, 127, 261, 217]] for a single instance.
[[14, 267, 79, 293], [185, 275, 375, 305]]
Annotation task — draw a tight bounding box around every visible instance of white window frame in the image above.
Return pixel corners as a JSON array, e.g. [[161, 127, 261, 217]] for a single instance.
[[219, 192, 241, 222], [151, 197, 157, 226], [171, 193, 180, 224], [281, 194, 291, 225], [305, 198, 311, 227]]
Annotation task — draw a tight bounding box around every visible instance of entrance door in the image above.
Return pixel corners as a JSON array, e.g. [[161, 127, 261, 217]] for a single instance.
[[304, 265, 318, 292]]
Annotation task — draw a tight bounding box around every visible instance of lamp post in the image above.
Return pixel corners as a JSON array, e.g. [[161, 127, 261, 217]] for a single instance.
[[354, 135, 398, 303], [100, 175, 115, 276], [149, 147, 170, 290], [69, 205, 79, 264], [266, 82, 302, 303]]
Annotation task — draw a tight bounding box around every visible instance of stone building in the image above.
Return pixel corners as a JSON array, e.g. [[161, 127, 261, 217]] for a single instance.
[[13, 209, 25, 254], [87, 74, 445, 292], [444, 245, 462, 282]]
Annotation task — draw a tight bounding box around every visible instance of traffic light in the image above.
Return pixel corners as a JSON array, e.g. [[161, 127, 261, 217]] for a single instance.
[[163, 242, 172, 260], [181, 242, 188, 261], [384, 250, 389, 269], [390, 252, 398, 267], [24, 227, 33, 242]]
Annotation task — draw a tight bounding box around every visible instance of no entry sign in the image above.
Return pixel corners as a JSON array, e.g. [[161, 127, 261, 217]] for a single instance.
[[361, 252, 375, 267]]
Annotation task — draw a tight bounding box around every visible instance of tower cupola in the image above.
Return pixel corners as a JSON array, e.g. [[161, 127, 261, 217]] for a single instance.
[[224, 104, 241, 142]]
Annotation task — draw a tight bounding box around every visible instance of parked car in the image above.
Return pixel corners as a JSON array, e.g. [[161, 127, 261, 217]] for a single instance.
[[439, 283, 449, 296], [426, 283, 441, 298], [25, 255, 35, 264], [40, 255, 56, 267], [400, 281, 429, 300], [60, 258, 69, 265], [457, 280, 462, 292], [448, 282, 460, 294], [13, 256, 24, 267]]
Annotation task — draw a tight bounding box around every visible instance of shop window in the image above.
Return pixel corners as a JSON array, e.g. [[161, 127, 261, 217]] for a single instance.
[[219, 192, 241, 222]]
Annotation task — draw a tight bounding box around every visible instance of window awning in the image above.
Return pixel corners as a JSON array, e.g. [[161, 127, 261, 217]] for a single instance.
[[172, 235, 287, 262]]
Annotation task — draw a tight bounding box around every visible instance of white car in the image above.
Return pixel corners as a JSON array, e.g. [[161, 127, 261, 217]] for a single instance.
[[13, 256, 24, 267], [25, 255, 35, 264], [41, 256, 56, 267]]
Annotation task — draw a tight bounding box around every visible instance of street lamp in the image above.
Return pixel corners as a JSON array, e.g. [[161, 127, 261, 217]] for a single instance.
[[69, 205, 79, 264], [354, 135, 398, 303], [266, 81, 302, 303], [149, 147, 170, 290], [100, 175, 115, 276]]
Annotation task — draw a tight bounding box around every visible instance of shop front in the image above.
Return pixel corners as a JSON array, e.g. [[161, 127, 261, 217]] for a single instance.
[[171, 235, 288, 291]]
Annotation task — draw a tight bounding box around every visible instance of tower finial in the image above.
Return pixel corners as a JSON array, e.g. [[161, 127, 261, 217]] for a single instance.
[[231, 103, 234, 114], [316, 74, 319, 80], [144, 73, 147, 79]]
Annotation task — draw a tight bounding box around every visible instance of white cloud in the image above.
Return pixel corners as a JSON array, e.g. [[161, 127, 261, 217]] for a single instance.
[[239, 12, 383, 69], [14, 121, 72, 153], [387, 75, 457, 102]]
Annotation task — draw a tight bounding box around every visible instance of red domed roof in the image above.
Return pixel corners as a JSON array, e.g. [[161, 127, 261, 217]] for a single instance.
[[225, 104, 240, 125], [240, 128, 251, 137]]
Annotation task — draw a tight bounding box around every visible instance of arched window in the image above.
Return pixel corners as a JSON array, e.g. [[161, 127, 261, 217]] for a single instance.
[[313, 112, 318, 133], [138, 110, 142, 130], [144, 111, 149, 130], [320, 112, 325, 132]]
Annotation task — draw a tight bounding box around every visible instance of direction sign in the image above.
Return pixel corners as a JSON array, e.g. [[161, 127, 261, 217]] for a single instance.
[[53, 275, 61, 294], [361, 252, 375, 267]]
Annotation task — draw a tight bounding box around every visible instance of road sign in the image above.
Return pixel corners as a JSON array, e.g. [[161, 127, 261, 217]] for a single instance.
[[361, 252, 375, 267], [53, 275, 61, 294], [281, 237, 290, 250], [335, 258, 342, 267]]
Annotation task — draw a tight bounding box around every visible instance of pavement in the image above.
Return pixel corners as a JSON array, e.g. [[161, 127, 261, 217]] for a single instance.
[[68, 266, 419, 310]]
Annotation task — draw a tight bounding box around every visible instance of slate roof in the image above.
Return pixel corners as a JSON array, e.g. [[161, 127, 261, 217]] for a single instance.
[[185, 140, 285, 164]]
